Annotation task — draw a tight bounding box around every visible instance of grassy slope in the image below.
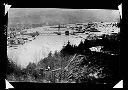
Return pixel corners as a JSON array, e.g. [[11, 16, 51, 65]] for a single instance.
[[6, 33, 120, 83]]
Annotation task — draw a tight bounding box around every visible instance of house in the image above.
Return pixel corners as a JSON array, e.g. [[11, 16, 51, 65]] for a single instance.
[[65, 31, 69, 35], [89, 46, 104, 52]]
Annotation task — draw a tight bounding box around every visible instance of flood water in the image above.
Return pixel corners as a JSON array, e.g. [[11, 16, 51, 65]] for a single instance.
[[7, 34, 87, 68], [7, 26, 120, 68]]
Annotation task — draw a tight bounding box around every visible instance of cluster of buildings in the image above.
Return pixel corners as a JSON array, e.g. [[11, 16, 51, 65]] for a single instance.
[[48, 22, 119, 35], [7, 22, 119, 46], [7, 30, 39, 46]]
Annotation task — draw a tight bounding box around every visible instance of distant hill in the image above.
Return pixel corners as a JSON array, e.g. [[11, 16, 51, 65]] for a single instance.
[[8, 9, 120, 26]]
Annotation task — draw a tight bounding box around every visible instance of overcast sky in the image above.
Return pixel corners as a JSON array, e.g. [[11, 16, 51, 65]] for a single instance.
[[8, 8, 120, 25]]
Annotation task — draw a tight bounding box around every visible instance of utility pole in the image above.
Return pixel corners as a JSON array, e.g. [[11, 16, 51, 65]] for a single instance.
[[58, 24, 60, 32], [57, 24, 61, 35]]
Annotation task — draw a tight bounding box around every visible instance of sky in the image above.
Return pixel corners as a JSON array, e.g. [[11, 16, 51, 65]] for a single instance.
[[8, 8, 120, 26]]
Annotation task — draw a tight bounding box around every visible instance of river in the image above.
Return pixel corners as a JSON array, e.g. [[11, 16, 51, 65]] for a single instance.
[[7, 26, 120, 68], [7, 34, 87, 68]]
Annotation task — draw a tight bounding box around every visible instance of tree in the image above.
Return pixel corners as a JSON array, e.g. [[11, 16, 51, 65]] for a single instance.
[[26, 63, 36, 75], [6, 58, 21, 75]]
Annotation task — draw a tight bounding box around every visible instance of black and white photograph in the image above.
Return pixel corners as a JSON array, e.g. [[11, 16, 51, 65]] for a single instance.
[[6, 7, 121, 88]]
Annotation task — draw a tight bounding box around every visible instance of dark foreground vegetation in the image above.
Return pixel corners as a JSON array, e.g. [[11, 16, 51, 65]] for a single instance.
[[6, 33, 120, 84]]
